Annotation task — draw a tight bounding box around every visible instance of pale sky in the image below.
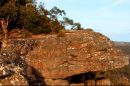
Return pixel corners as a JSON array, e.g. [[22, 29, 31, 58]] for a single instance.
[[37, 0, 130, 42]]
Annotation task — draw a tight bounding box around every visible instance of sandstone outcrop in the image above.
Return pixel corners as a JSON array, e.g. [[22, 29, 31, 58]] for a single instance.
[[0, 54, 28, 85], [24, 30, 129, 79], [0, 45, 46, 85], [0, 30, 129, 85]]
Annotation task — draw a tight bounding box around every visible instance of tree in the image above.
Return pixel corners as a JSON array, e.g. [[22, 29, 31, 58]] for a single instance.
[[49, 6, 66, 21], [0, 0, 84, 35], [62, 17, 83, 30], [0, 0, 18, 30], [61, 17, 74, 29], [72, 23, 83, 30], [48, 6, 66, 33], [0, 0, 52, 34]]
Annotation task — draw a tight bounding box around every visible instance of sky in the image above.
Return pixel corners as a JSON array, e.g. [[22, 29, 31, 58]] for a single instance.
[[37, 0, 130, 42]]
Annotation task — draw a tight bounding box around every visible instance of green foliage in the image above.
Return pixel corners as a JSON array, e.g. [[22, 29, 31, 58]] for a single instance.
[[0, 0, 84, 35], [48, 6, 66, 33], [0, 0, 53, 34], [62, 17, 74, 26], [17, 5, 38, 28], [49, 6, 66, 21], [50, 20, 64, 33], [62, 17, 83, 30], [72, 23, 82, 30], [0, 1, 18, 22]]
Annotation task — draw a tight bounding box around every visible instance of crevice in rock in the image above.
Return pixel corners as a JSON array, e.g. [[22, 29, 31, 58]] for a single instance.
[[67, 72, 96, 84]]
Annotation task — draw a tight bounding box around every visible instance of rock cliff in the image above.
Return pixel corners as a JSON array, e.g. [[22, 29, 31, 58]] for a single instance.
[[0, 30, 129, 85]]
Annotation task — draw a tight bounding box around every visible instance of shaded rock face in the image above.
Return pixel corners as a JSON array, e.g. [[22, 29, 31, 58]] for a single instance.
[[0, 30, 129, 85], [0, 42, 46, 85], [0, 56, 28, 85]]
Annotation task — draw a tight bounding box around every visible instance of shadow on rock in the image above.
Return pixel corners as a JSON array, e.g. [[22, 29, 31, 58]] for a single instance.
[[13, 54, 47, 86], [27, 67, 47, 86]]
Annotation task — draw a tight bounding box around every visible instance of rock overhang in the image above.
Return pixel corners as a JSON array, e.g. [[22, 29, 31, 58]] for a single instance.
[[0, 30, 129, 79]]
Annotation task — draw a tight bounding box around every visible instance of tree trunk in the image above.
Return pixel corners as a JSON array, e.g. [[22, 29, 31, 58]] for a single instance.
[[0, 18, 8, 39]]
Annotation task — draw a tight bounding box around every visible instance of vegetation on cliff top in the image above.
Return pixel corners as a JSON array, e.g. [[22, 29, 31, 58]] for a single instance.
[[0, 0, 83, 35]]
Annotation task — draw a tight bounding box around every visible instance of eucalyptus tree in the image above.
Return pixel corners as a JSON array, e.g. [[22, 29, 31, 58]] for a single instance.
[[48, 6, 66, 33], [49, 6, 66, 21], [72, 23, 83, 30]]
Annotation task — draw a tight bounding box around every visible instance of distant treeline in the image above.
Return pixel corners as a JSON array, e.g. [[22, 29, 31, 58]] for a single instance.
[[0, 0, 83, 34]]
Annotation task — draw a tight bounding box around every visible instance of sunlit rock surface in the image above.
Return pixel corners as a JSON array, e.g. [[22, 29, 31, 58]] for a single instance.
[[0, 30, 129, 85], [25, 30, 129, 79]]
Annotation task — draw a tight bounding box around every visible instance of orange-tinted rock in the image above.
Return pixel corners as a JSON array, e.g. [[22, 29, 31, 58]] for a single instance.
[[44, 79, 69, 86], [96, 79, 111, 86], [4, 30, 129, 79], [70, 83, 84, 86], [117, 76, 130, 85], [19, 30, 129, 79], [0, 63, 28, 85], [85, 80, 95, 86], [0, 73, 28, 85], [23, 30, 129, 79]]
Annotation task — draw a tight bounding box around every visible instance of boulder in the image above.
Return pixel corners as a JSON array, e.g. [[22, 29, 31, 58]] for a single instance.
[[0, 30, 129, 85], [0, 58, 28, 85], [0, 73, 28, 85], [24, 30, 129, 79], [0, 48, 43, 85]]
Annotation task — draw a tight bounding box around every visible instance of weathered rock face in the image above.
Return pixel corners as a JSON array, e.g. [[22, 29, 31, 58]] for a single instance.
[[0, 57, 28, 85], [3, 30, 128, 79], [0, 44, 45, 85], [25, 30, 129, 79], [0, 30, 129, 85]]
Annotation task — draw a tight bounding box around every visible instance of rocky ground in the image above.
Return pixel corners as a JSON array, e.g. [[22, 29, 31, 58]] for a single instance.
[[0, 30, 129, 86]]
